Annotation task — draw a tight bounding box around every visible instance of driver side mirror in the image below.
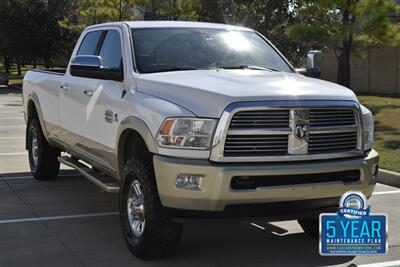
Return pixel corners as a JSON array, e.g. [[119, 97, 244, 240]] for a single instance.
[[70, 55, 123, 81], [296, 50, 322, 78]]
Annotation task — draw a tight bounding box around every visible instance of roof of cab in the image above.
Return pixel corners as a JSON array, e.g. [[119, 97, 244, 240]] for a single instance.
[[86, 21, 253, 31]]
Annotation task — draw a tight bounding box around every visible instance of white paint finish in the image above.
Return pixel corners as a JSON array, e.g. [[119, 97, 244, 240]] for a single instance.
[[96, 20, 253, 31], [0, 212, 118, 224], [138, 70, 358, 118]]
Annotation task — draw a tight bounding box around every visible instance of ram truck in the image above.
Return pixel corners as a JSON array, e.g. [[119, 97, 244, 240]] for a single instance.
[[23, 21, 379, 259]]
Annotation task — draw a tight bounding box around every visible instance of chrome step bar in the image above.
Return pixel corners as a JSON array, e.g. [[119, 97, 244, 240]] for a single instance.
[[58, 156, 120, 193]]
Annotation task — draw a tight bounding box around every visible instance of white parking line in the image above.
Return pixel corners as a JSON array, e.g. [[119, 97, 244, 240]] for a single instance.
[[1, 173, 81, 180], [357, 260, 400, 267], [0, 152, 27, 156], [250, 223, 265, 230], [373, 190, 400, 195], [0, 125, 25, 128], [0, 212, 119, 224], [0, 137, 25, 140]]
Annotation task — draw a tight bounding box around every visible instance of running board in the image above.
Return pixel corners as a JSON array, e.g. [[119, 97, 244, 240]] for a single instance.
[[58, 156, 120, 193]]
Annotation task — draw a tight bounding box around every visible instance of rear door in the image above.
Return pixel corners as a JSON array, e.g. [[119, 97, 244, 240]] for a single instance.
[[59, 27, 125, 170]]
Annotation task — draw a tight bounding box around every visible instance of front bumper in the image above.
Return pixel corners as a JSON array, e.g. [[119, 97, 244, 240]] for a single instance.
[[153, 149, 379, 215]]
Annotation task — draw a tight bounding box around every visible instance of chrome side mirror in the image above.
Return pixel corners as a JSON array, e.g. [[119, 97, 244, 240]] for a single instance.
[[70, 55, 123, 81], [296, 50, 322, 78]]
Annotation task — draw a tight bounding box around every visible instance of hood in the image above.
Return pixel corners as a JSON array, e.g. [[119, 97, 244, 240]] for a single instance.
[[137, 70, 358, 118]]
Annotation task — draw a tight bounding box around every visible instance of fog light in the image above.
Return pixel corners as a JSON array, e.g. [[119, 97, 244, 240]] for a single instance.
[[371, 164, 379, 180], [176, 174, 203, 190]]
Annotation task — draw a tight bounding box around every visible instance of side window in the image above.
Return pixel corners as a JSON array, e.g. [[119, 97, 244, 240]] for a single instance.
[[77, 31, 102, 55], [99, 30, 122, 69]]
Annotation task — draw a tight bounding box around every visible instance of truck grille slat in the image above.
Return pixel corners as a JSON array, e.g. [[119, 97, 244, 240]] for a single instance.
[[310, 109, 356, 127], [224, 133, 288, 156], [230, 110, 290, 129]]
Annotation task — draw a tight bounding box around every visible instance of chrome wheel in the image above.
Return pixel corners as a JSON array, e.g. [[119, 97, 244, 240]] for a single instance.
[[31, 131, 39, 168], [127, 180, 145, 237]]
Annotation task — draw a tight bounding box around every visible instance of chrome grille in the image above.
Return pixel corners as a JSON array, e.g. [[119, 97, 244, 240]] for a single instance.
[[230, 110, 290, 128], [310, 109, 355, 127], [214, 102, 362, 162], [309, 131, 358, 152], [224, 135, 288, 156]]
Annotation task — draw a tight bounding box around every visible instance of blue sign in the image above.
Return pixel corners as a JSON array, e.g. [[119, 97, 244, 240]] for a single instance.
[[320, 191, 388, 255]]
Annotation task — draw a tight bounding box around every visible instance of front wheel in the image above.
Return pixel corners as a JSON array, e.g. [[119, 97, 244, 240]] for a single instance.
[[119, 158, 183, 259], [27, 118, 60, 180]]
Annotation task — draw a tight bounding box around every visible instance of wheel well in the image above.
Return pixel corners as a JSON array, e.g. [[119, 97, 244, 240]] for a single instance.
[[27, 100, 38, 120], [25, 100, 38, 149], [118, 129, 151, 175]]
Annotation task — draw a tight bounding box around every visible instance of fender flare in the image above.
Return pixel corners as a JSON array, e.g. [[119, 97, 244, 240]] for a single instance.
[[116, 116, 158, 175]]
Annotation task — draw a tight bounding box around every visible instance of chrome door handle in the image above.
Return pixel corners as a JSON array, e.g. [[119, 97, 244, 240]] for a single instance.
[[60, 85, 69, 91], [83, 90, 94, 96]]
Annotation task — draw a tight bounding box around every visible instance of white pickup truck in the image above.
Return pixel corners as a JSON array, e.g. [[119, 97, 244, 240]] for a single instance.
[[23, 21, 379, 259]]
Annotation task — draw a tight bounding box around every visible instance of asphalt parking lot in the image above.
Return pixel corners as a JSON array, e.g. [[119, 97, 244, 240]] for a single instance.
[[0, 86, 399, 267]]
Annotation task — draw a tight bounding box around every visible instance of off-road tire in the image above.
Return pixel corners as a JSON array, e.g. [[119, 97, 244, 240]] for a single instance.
[[27, 118, 60, 180], [298, 217, 320, 238], [120, 158, 183, 260]]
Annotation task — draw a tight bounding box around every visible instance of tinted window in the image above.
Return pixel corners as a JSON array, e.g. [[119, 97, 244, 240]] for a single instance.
[[132, 28, 292, 74], [77, 31, 102, 55], [99, 30, 122, 69]]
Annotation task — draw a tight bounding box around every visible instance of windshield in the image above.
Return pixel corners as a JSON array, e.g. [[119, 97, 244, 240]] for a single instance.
[[131, 28, 293, 74]]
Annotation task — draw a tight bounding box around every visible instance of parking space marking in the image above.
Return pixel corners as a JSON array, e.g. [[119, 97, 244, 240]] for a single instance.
[[0, 136, 25, 139], [250, 223, 266, 230], [1, 173, 81, 180], [0, 125, 25, 128], [357, 260, 400, 267], [373, 190, 400, 195], [0, 152, 27, 156], [0, 212, 118, 225]]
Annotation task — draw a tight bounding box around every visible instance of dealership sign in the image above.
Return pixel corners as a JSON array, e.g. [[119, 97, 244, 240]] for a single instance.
[[320, 191, 388, 255]]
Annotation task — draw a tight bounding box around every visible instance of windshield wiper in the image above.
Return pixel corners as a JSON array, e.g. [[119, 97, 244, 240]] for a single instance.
[[217, 65, 280, 72], [146, 66, 199, 73]]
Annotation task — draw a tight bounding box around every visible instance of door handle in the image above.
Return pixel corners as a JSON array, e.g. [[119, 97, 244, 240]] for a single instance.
[[60, 85, 69, 91], [83, 90, 94, 96]]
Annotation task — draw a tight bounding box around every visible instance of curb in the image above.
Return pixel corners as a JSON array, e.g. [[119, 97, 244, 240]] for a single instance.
[[377, 169, 400, 188]]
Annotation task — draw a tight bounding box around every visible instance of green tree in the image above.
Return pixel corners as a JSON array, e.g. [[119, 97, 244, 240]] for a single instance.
[[59, 0, 140, 34], [0, 0, 74, 72], [287, 0, 400, 87], [194, 0, 307, 65]]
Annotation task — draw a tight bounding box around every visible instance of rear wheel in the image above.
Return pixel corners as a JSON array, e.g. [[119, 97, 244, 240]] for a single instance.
[[298, 217, 320, 238], [120, 158, 183, 259], [27, 118, 60, 180]]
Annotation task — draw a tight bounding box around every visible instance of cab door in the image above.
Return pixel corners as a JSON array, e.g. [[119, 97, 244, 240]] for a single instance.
[[59, 28, 125, 170]]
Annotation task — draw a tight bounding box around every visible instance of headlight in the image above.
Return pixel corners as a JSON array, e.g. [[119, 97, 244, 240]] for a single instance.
[[360, 104, 374, 151], [156, 118, 217, 149]]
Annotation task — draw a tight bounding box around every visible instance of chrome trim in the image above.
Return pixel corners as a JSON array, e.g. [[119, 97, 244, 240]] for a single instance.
[[227, 127, 291, 135], [210, 100, 363, 162], [309, 125, 357, 134]]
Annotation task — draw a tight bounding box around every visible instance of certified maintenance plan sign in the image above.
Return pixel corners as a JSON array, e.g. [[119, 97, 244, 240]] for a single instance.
[[320, 191, 388, 255]]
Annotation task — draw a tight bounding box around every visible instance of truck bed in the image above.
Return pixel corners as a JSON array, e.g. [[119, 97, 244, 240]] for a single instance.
[[31, 68, 67, 75]]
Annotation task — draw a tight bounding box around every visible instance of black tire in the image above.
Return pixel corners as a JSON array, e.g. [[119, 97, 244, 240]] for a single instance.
[[27, 118, 60, 180], [120, 158, 183, 260], [298, 217, 320, 238]]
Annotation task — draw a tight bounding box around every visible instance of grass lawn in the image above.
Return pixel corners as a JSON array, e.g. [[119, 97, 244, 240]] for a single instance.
[[0, 62, 37, 88], [358, 95, 400, 173]]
